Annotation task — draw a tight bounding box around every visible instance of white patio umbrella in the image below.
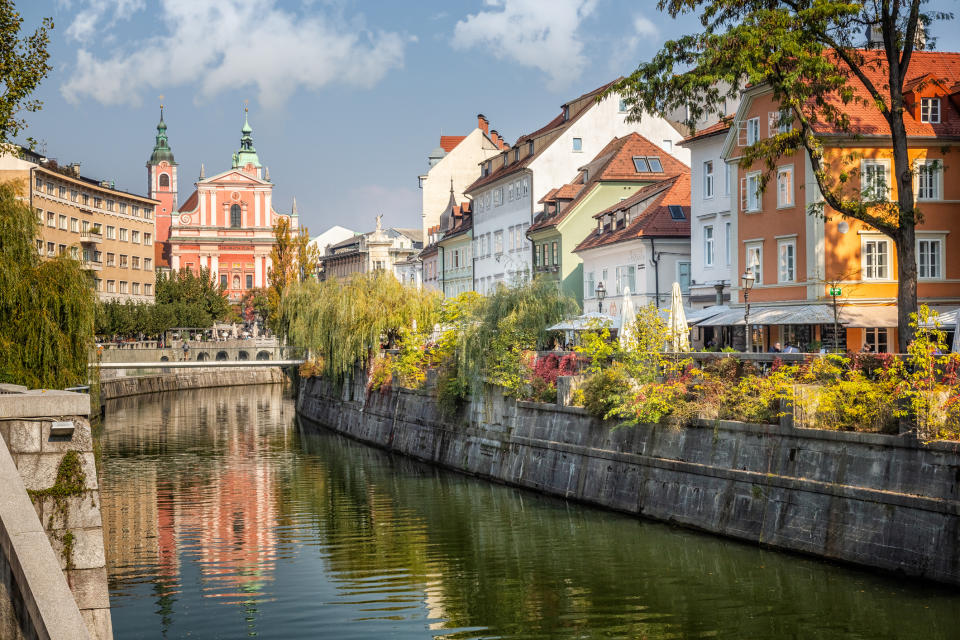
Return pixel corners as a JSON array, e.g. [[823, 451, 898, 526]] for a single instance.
[[953, 314, 960, 353], [668, 281, 690, 351], [619, 285, 637, 350]]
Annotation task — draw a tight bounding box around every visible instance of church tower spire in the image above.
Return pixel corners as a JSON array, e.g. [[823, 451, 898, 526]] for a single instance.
[[146, 103, 178, 269], [233, 108, 262, 177]]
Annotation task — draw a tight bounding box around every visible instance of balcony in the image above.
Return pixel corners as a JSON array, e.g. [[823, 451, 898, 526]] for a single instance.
[[80, 231, 103, 244], [82, 257, 103, 271]]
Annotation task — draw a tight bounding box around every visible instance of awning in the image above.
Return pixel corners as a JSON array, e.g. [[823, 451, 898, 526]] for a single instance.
[[697, 304, 841, 327], [685, 305, 729, 324], [548, 312, 617, 332], [920, 306, 960, 328], [838, 305, 898, 328]]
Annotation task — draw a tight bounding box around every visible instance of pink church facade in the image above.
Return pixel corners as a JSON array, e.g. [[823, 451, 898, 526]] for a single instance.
[[149, 111, 298, 302]]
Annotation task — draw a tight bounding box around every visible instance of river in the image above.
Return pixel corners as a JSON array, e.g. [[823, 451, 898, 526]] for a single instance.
[[98, 384, 959, 639]]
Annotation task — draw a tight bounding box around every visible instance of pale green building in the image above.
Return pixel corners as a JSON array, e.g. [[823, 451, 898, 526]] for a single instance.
[[528, 133, 690, 308]]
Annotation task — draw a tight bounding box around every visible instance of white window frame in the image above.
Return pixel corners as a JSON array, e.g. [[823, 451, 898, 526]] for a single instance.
[[916, 235, 944, 280], [703, 224, 715, 267], [724, 221, 732, 266], [861, 159, 891, 201], [914, 160, 942, 201], [776, 165, 794, 208], [861, 235, 892, 281], [572, 137, 583, 152], [742, 171, 761, 212], [703, 160, 714, 199], [745, 242, 763, 285], [920, 97, 940, 124], [746, 117, 760, 145], [777, 238, 796, 283]]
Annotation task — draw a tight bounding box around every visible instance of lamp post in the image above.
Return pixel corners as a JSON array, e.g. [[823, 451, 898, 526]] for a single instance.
[[741, 270, 755, 352], [596, 281, 607, 314]]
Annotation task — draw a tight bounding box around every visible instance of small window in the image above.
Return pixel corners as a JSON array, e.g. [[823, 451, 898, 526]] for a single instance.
[[132, 230, 140, 243], [618, 98, 628, 113], [132, 282, 140, 294], [917, 238, 943, 279], [668, 205, 685, 220], [920, 98, 940, 124], [743, 172, 761, 212], [746, 244, 762, 284], [862, 237, 890, 280], [145, 258, 152, 271], [572, 138, 582, 152], [862, 160, 890, 200], [916, 160, 941, 200], [777, 166, 794, 207], [514, 148, 519, 162], [144, 233, 152, 246], [159, 173, 170, 187], [662, 139, 673, 153], [70, 218, 79, 232], [633, 156, 649, 172], [647, 157, 663, 172], [746, 117, 760, 145], [778, 108, 792, 134], [231, 204, 241, 228], [59, 215, 67, 230], [145, 283, 152, 296], [107, 280, 115, 293], [119, 228, 128, 241], [105, 225, 115, 239], [528, 141, 534, 156], [778, 239, 796, 283], [220, 274, 228, 288], [119, 281, 128, 294], [703, 161, 714, 198], [704, 225, 714, 267], [119, 203, 127, 214]]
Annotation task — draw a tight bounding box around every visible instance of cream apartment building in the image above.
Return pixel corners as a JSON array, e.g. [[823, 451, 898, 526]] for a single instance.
[[1, 147, 159, 302]]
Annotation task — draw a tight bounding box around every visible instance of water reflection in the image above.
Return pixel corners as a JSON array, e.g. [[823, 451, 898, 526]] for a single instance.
[[100, 386, 960, 639]]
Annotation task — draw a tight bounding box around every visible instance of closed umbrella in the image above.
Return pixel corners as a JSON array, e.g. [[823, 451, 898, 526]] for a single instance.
[[668, 282, 689, 351], [619, 286, 636, 350], [953, 314, 960, 353]]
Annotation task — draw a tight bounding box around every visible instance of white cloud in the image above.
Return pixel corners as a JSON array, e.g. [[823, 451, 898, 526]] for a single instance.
[[609, 14, 662, 74], [64, 0, 145, 42], [452, 0, 598, 89], [60, 0, 407, 109]]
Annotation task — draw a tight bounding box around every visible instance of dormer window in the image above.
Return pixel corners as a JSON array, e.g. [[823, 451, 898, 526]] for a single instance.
[[528, 140, 534, 155], [921, 98, 940, 123], [563, 105, 570, 121], [633, 156, 663, 172], [514, 148, 520, 162]]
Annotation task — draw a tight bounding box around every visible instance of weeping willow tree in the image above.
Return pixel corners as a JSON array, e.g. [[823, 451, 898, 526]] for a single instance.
[[0, 180, 95, 388], [454, 278, 577, 396], [279, 271, 440, 387]]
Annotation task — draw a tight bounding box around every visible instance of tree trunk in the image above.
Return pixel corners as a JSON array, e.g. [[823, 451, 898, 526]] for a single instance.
[[890, 116, 918, 353]]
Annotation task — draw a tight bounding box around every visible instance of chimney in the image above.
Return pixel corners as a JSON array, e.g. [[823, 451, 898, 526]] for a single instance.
[[714, 283, 725, 307], [477, 113, 489, 134], [69, 163, 81, 177]]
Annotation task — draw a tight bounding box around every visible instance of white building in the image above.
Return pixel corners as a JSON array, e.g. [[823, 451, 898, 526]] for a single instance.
[[465, 80, 690, 294], [309, 224, 357, 257], [573, 174, 692, 316], [418, 114, 506, 242]]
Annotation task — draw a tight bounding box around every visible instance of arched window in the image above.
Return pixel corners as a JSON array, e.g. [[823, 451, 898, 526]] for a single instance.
[[233, 275, 241, 290], [231, 204, 241, 228], [158, 173, 170, 187]]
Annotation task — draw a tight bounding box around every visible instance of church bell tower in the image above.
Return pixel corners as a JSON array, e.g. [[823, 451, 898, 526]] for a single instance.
[[146, 106, 178, 267]]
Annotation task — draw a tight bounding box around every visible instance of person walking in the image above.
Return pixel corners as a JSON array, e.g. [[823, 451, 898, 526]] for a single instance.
[[182, 342, 190, 361]]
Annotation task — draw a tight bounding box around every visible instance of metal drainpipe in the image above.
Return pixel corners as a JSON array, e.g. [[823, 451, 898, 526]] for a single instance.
[[650, 237, 660, 308]]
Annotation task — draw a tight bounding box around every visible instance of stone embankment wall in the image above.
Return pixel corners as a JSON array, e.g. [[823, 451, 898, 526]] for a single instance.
[[0, 386, 111, 639], [100, 367, 287, 401], [298, 374, 960, 587]]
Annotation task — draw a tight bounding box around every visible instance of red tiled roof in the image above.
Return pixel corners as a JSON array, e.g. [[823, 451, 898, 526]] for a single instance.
[[811, 50, 960, 137], [574, 173, 691, 253], [681, 117, 733, 144], [538, 187, 560, 205], [440, 136, 467, 152], [529, 132, 687, 233], [553, 183, 583, 200]]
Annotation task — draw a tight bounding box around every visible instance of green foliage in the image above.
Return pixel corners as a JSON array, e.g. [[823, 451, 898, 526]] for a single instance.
[[155, 268, 231, 327], [0, 1, 52, 145], [575, 322, 616, 375], [0, 180, 94, 388], [279, 271, 440, 388], [367, 354, 393, 393], [436, 364, 469, 419], [455, 278, 577, 397], [579, 363, 632, 420]]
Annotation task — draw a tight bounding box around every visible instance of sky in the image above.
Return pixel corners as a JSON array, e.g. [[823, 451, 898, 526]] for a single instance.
[[15, 0, 960, 237]]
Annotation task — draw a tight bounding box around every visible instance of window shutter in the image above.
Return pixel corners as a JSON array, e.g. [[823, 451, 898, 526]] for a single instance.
[[740, 177, 748, 212], [768, 112, 778, 138], [738, 123, 748, 147]]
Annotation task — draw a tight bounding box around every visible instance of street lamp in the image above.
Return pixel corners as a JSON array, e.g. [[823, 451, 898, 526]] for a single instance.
[[741, 269, 755, 352], [596, 281, 607, 314]]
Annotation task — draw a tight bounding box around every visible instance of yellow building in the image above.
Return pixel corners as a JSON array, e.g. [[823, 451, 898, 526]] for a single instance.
[[1, 147, 159, 302]]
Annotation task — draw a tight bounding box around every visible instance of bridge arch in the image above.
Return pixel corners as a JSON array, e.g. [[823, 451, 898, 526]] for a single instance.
[[256, 350, 271, 361], [215, 351, 229, 361], [196, 352, 210, 361], [238, 351, 249, 361]]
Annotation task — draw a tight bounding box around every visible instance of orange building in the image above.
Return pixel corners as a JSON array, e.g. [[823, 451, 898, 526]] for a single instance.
[[699, 51, 960, 352]]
